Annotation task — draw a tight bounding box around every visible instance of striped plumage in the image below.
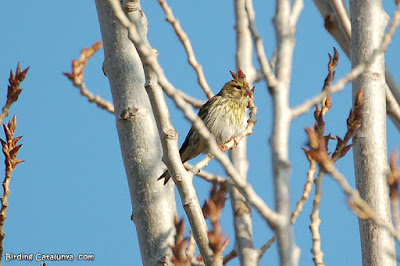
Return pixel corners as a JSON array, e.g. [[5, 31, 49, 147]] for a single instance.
[[160, 69, 253, 184]]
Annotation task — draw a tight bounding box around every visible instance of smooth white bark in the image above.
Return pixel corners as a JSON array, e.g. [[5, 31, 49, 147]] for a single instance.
[[313, 0, 400, 106], [230, 0, 258, 265], [96, 1, 177, 264], [272, 0, 299, 265], [349, 0, 396, 265]]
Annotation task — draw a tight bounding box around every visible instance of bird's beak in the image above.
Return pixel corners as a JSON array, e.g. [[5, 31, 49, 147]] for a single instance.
[[247, 86, 255, 98]]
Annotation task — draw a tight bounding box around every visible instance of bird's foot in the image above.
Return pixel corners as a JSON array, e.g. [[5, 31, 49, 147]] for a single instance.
[[229, 136, 239, 148]]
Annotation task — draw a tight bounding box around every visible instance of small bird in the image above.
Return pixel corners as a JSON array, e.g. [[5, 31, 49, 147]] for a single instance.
[[159, 68, 254, 184]]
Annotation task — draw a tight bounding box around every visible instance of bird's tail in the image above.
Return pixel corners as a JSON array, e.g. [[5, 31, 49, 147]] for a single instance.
[[158, 149, 187, 185], [158, 169, 171, 185]]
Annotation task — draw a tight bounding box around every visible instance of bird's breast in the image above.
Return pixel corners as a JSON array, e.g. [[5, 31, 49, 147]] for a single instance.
[[203, 99, 247, 145]]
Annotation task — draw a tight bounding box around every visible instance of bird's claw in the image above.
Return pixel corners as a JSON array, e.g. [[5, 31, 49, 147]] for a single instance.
[[231, 136, 239, 147]]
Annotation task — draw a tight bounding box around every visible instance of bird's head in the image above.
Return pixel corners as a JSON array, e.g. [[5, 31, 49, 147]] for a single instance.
[[219, 68, 255, 103]]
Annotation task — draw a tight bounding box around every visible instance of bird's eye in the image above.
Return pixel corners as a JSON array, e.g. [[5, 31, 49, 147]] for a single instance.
[[234, 86, 241, 90]]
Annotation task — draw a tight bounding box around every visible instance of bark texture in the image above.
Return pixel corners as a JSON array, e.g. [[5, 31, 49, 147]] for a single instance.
[[96, 1, 176, 264], [349, 0, 396, 265]]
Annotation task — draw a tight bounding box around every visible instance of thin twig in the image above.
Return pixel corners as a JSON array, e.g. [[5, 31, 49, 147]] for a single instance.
[[72, 82, 114, 114], [291, 4, 400, 119], [202, 185, 230, 259], [330, 0, 351, 41], [388, 150, 400, 231], [158, 0, 214, 99], [0, 63, 28, 125], [291, 155, 316, 224], [0, 116, 24, 262], [290, 62, 357, 119], [328, 166, 400, 240], [225, 234, 278, 264], [380, 4, 400, 122], [245, 0, 278, 88], [386, 86, 400, 131], [177, 90, 205, 109], [382, 4, 400, 52], [310, 171, 325, 265], [64, 42, 114, 114], [171, 217, 192, 264], [258, 235, 277, 260], [184, 163, 226, 184], [269, 48, 278, 73], [305, 128, 400, 241], [222, 249, 237, 265]]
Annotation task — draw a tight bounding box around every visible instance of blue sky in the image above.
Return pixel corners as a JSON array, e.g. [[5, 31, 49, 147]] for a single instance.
[[1, 0, 400, 265]]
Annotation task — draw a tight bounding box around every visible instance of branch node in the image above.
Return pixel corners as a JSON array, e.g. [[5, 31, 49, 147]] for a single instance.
[[119, 107, 139, 120]]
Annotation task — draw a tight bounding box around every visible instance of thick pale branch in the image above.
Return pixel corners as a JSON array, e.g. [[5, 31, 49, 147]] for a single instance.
[[350, 0, 395, 264], [96, 1, 178, 264], [314, 0, 400, 107], [232, 0, 258, 264], [290, 0, 304, 28], [107, 1, 283, 263], [145, 71, 214, 264], [270, 0, 301, 265]]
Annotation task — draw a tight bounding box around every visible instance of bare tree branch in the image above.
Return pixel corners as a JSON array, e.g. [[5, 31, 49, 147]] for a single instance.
[[69, 82, 115, 114], [258, 236, 277, 261], [96, 1, 177, 264], [158, 0, 214, 99], [291, 6, 400, 121], [310, 171, 325, 265], [350, 0, 395, 264], [177, 90, 205, 109], [106, 2, 287, 265], [0, 116, 23, 262], [231, 0, 258, 264], [222, 249, 237, 265], [290, 0, 304, 28], [291, 153, 316, 224], [330, 0, 351, 41], [313, 0, 400, 107], [1, 63, 28, 125], [388, 150, 400, 231], [323, 162, 400, 241], [184, 163, 226, 184], [271, 0, 301, 264], [386, 85, 400, 131], [245, 0, 278, 88], [64, 42, 115, 114], [145, 70, 214, 264]]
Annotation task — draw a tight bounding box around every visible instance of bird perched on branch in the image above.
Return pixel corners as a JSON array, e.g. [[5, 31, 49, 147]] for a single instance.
[[159, 68, 255, 184]]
